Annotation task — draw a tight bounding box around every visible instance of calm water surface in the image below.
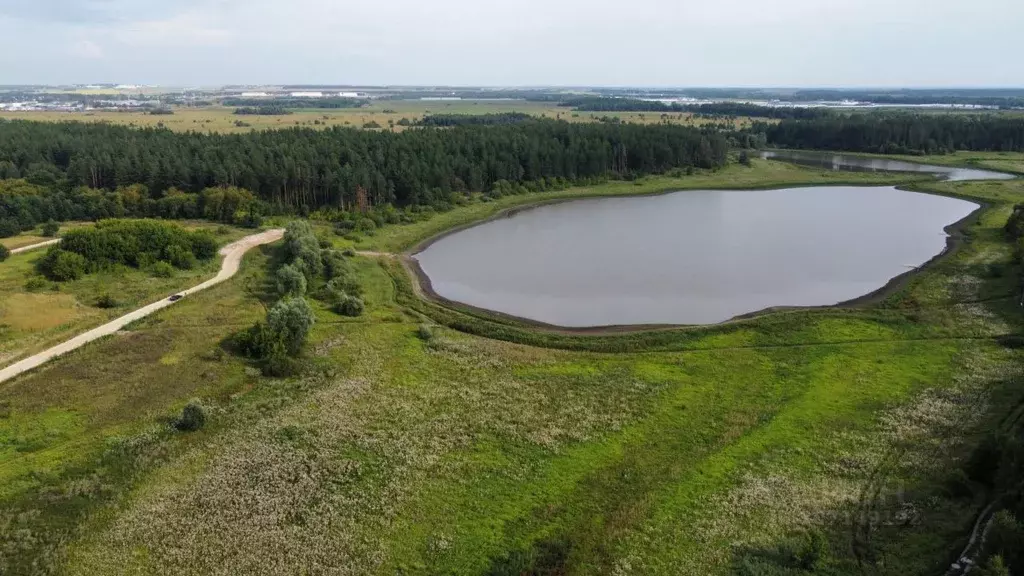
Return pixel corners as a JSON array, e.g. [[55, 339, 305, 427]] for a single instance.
[[415, 186, 979, 326], [761, 150, 1014, 181]]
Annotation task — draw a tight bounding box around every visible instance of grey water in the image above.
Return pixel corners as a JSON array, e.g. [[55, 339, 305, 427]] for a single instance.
[[760, 150, 1014, 182], [415, 186, 980, 327]]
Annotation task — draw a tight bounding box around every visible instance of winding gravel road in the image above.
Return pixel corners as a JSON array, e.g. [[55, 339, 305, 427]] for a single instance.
[[0, 229, 284, 384]]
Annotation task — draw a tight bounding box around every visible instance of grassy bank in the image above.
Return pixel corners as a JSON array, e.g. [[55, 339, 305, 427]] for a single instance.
[[1, 164, 1023, 575]]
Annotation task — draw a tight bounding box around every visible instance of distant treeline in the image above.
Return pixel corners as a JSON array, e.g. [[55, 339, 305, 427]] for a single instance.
[[417, 113, 533, 126], [759, 113, 1024, 155], [560, 97, 830, 119], [0, 179, 261, 237], [0, 118, 728, 213], [233, 106, 292, 116], [221, 97, 368, 109]]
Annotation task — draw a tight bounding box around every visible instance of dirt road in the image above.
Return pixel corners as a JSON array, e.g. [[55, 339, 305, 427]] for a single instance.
[[10, 238, 60, 254], [0, 229, 283, 384]]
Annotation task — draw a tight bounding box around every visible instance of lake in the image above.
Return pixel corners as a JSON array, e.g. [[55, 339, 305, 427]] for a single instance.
[[414, 186, 980, 327], [760, 150, 1014, 181]]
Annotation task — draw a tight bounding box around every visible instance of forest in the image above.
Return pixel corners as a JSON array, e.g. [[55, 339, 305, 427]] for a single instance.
[[760, 112, 1024, 154], [0, 118, 728, 214]]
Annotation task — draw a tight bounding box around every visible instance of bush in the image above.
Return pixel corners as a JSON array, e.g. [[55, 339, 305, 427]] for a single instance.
[[150, 261, 175, 278], [321, 250, 350, 280], [164, 244, 198, 269], [333, 295, 365, 317], [342, 247, 356, 257], [24, 276, 48, 291], [190, 233, 218, 260], [0, 218, 18, 238], [326, 274, 362, 297], [262, 351, 300, 378], [417, 324, 434, 341], [37, 248, 87, 281], [175, 401, 207, 432], [41, 220, 60, 237], [0, 244, 9, 262], [276, 263, 307, 297], [738, 151, 751, 166], [95, 294, 119, 308]]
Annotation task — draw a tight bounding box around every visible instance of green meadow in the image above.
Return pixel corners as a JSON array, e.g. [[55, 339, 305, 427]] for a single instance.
[[1, 159, 1023, 575]]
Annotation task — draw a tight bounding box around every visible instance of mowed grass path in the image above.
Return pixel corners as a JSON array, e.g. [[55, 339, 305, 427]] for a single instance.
[[1, 166, 1023, 575]]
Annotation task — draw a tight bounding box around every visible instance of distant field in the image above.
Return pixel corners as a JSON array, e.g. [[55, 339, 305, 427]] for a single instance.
[[0, 100, 764, 133], [0, 222, 93, 250]]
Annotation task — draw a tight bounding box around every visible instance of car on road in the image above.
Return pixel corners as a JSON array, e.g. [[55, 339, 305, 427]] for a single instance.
[[168, 294, 183, 302]]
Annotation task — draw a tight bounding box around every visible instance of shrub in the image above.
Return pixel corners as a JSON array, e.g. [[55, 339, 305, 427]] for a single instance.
[[738, 151, 751, 166], [164, 244, 198, 269], [334, 295, 365, 317], [95, 294, 119, 308], [275, 263, 307, 297], [342, 248, 356, 257], [0, 244, 9, 262], [190, 233, 218, 260], [37, 248, 87, 281], [175, 401, 207, 432], [321, 250, 350, 280], [327, 274, 362, 297], [262, 351, 300, 378], [41, 220, 60, 237], [417, 324, 434, 341], [0, 218, 18, 238], [150, 261, 175, 278], [267, 297, 316, 355], [24, 276, 48, 291]]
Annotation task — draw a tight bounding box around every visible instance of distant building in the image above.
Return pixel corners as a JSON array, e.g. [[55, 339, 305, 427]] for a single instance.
[[338, 92, 363, 98], [290, 91, 323, 98], [240, 92, 269, 97]]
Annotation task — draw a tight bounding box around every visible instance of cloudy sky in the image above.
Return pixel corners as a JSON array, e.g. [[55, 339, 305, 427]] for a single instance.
[[0, 0, 1020, 87]]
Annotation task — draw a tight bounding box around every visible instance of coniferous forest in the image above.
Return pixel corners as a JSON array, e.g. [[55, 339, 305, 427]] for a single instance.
[[0, 118, 727, 214]]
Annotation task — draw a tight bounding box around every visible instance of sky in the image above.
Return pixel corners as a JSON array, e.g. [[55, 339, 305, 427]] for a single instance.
[[0, 0, 1021, 87]]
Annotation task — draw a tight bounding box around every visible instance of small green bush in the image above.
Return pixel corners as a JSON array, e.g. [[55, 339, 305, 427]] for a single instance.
[[24, 276, 48, 291], [275, 264, 307, 297], [262, 352, 300, 377], [417, 324, 434, 341], [334, 295, 365, 317], [165, 244, 198, 269], [175, 401, 207, 432], [150, 261, 175, 278], [41, 220, 60, 237], [36, 248, 87, 281], [0, 244, 9, 262], [0, 218, 18, 238], [95, 294, 119, 309]]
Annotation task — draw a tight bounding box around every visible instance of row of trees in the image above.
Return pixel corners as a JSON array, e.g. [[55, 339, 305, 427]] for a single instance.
[[0, 118, 729, 213], [233, 106, 292, 116], [0, 180, 262, 237], [758, 113, 1024, 155], [235, 221, 363, 376]]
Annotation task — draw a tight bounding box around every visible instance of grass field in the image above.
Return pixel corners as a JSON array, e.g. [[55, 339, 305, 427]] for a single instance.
[[0, 100, 765, 134], [0, 223, 250, 367], [1, 160, 1023, 575]]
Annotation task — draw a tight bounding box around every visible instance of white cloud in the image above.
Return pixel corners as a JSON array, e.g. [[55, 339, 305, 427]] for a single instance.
[[0, 0, 1022, 86]]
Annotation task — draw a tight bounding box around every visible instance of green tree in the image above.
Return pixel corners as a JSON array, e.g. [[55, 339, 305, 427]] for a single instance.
[[41, 220, 60, 237], [0, 244, 9, 262], [267, 297, 315, 355]]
